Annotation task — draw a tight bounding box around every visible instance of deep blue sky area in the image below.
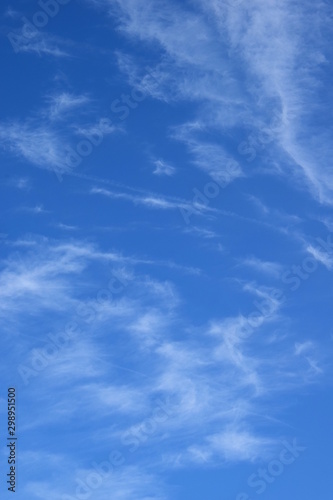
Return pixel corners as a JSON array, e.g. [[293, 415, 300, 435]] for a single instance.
[[0, 1, 333, 499]]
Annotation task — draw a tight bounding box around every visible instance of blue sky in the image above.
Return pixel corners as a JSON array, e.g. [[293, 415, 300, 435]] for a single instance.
[[0, 0, 333, 498]]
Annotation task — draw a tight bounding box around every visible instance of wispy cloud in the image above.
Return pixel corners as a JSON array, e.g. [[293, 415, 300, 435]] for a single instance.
[[7, 176, 31, 191], [0, 121, 70, 176], [46, 92, 90, 121], [239, 256, 284, 278], [0, 235, 327, 500], [306, 244, 333, 270], [74, 118, 117, 137], [90, 186, 218, 215], [26, 465, 168, 500], [171, 123, 244, 182], [55, 223, 78, 231], [18, 204, 49, 214], [2, 2, 332, 498], [7, 30, 70, 57], [0, 95, 116, 176], [192, 427, 275, 464], [152, 159, 176, 176], [183, 225, 219, 239], [100, 0, 333, 203]]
